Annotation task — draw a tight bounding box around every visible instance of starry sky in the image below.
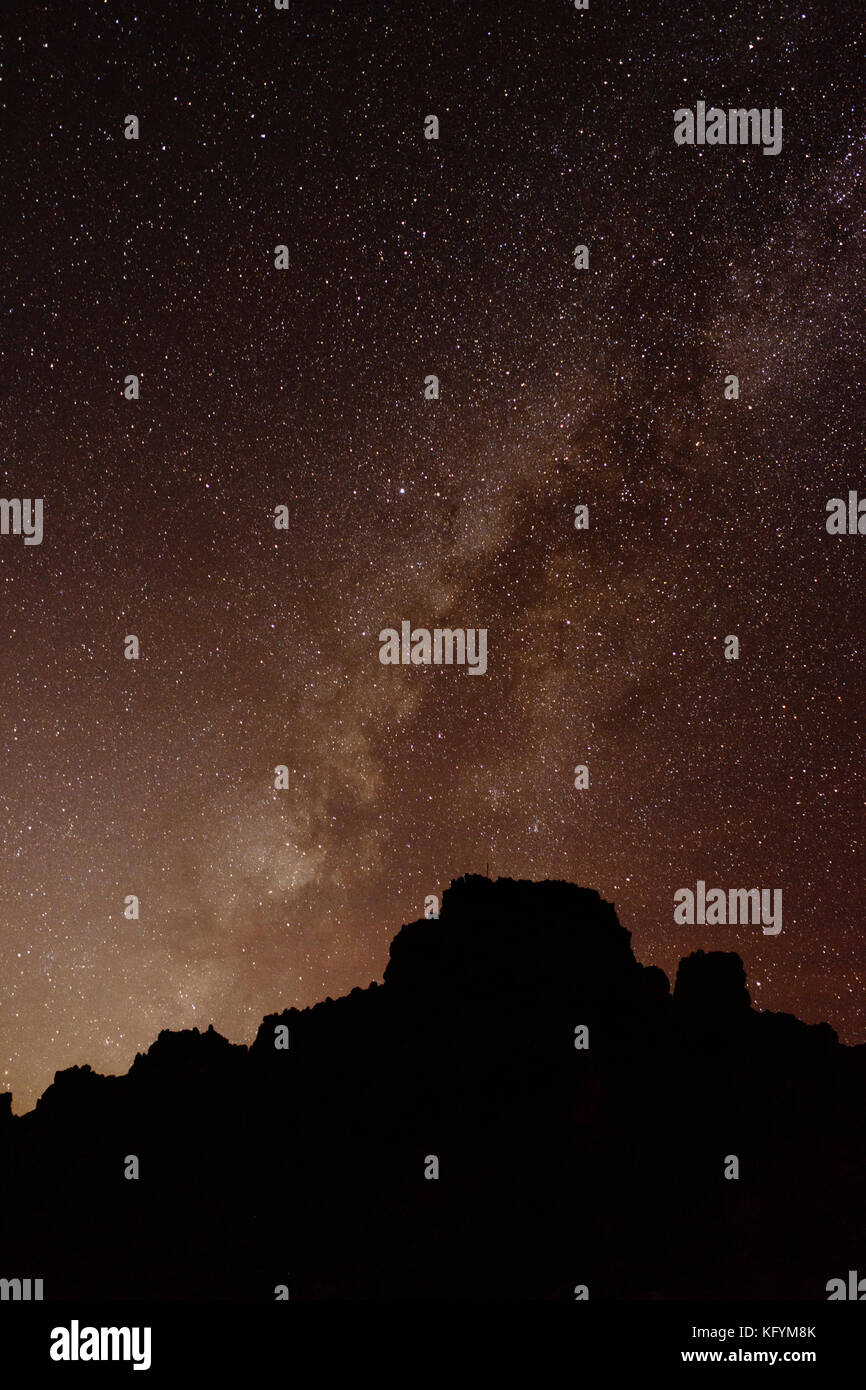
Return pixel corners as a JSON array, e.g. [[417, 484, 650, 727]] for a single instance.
[[1, 0, 863, 1112]]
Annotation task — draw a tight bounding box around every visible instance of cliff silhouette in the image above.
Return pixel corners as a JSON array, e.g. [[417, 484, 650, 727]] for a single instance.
[[1, 875, 863, 1300]]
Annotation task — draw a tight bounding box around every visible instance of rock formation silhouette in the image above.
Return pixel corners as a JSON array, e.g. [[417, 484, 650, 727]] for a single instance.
[[0, 875, 863, 1300]]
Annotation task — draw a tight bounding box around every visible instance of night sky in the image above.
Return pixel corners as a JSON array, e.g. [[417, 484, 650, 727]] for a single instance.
[[1, 0, 863, 1112]]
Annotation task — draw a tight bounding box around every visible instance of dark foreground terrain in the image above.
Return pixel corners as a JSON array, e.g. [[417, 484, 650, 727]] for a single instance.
[[1, 876, 863, 1299]]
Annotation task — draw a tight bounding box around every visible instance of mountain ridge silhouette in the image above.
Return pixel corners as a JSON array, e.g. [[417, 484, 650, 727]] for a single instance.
[[1, 875, 863, 1299]]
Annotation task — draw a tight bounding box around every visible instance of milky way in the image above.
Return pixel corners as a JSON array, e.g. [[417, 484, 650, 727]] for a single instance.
[[1, 0, 863, 1110]]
